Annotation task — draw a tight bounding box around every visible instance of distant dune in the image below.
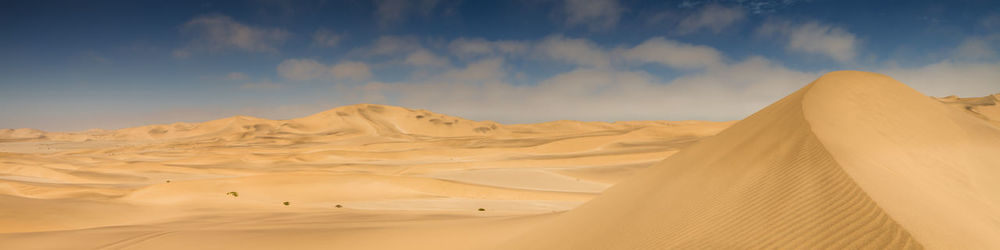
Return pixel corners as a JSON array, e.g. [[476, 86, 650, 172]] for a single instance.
[[1, 71, 998, 249], [937, 93, 1000, 127], [0, 101, 730, 249]]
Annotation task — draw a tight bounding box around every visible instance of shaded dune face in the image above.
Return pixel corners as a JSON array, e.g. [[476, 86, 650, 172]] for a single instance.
[[501, 71, 1000, 249]]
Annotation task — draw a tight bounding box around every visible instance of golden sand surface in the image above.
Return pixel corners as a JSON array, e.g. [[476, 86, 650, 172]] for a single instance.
[[1, 71, 997, 249], [0, 103, 730, 249]]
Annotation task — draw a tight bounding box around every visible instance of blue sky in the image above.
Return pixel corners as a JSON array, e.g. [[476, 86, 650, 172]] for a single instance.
[[2, 0, 999, 131]]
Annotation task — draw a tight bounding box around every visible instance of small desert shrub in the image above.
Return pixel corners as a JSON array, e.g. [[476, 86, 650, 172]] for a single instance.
[[478, 208, 485, 211], [226, 191, 239, 197], [165, 180, 171, 183], [283, 201, 290, 206], [335, 204, 342, 208]]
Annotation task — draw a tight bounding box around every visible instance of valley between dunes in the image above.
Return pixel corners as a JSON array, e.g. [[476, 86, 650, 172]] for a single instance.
[[1, 71, 999, 249]]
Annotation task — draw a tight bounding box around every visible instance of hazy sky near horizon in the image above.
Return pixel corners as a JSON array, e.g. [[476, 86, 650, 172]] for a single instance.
[[2, 0, 999, 131]]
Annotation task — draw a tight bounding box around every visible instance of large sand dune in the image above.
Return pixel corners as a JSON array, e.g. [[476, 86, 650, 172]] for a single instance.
[[0, 71, 997, 249], [501, 71, 1000, 249]]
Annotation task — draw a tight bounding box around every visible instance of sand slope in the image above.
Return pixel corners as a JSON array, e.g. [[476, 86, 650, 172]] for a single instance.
[[805, 73, 1000, 249], [501, 71, 1000, 249]]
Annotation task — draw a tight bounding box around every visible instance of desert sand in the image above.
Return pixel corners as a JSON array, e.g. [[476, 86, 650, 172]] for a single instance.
[[1, 71, 998, 249]]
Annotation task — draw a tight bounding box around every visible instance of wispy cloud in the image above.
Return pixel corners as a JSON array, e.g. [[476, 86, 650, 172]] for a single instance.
[[563, 0, 624, 31], [277, 59, 372, 82], [366, 36, 423, 56], [330, 61, 373, 81], [881, 61, 1000, 97], [312, 28, 342, 47], [173, 15, 290, 58], [333, 55, 817, 123], [277, 59, 327, 81], [953, 37, 997, 60], [448, 38, 529, 59], [536, 35, 610, 68], [620, 37, 725, 69], [252, 26, 998, 124], [677, 4, 746, 34], [953, 14, 1000, 61], [405, 49, 451, 68], [758, 20, 859, 63]]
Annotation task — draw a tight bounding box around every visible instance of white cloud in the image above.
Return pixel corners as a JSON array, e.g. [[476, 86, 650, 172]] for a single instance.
[[405, 49, 450, 68], [312, 28, 342, 47], [338, 58, 508, 108], [621, 37, 725, 69], [677, 4, 746, 34], [536, 35, 610, 68], [329, 55, 818, 123], [883, 29, 1000, 97], [277, 59, 371, 82], [177, 15, 289, 55], [536, 36, 725, 70], [758, 20, 859, 63], [267, 33, 995, 125], [880, 60, 1000, 97], [226, 72, 250, 80], [564, 0, 624, 31]]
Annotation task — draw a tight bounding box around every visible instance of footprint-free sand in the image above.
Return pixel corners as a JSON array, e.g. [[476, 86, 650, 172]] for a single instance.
[[1, 71, 998, 249]]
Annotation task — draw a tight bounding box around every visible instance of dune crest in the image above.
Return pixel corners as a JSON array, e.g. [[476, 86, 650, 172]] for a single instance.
[[501, 71, 1000, 249]]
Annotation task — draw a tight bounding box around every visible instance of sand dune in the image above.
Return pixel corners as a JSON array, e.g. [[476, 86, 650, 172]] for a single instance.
[[0, 102, 730, 248], [500, 71, 1000, 249], [1, 71, 997, 249]]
